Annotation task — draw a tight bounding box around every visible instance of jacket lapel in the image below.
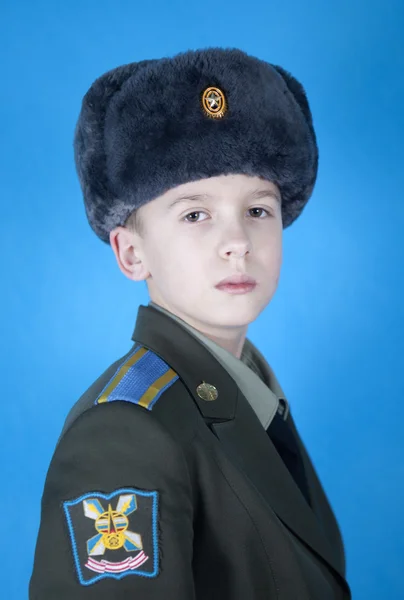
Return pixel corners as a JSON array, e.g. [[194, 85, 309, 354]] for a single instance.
[[211, 397, 344, 579], [132, 304, 344, 579]]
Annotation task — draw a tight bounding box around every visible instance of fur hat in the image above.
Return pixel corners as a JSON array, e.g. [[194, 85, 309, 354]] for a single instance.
[[74, 47, 318, 243]]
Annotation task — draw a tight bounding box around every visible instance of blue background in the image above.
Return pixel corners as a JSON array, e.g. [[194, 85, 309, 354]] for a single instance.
[[1, 1, 403, 598]]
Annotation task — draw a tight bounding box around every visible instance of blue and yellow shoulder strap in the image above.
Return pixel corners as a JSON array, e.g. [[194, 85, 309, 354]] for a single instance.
[[95, 343, 179, 410], [58, 344, 179, 444]]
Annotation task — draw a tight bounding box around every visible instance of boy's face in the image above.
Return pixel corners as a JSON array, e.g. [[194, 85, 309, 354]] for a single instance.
[[112, 174, 283, 341]]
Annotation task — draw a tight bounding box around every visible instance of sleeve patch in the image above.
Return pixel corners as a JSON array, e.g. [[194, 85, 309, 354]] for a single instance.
[[63, 487, 159, 585]]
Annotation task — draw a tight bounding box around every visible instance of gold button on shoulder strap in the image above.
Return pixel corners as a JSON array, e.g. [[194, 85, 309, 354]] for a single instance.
[[196, 381, 219, 401]]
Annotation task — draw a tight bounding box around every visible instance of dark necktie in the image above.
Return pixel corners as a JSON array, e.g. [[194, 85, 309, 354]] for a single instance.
[[267, 405, 312, 507]]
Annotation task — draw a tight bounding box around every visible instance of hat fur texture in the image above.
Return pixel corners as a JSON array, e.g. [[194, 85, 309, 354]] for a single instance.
[[74, 48, 318, 243]]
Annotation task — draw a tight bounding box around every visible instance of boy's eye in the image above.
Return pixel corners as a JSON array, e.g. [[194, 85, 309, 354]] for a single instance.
[[183, 211, 205, 223], [183, 208, 271, 223]]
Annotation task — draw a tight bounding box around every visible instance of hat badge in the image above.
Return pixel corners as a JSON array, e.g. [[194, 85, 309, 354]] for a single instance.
[[201, 87, 227, 119], [196, 381, 219, 401]]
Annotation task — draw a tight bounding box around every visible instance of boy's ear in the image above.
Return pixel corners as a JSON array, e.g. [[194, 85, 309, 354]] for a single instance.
[[109, 227, 150, 282]]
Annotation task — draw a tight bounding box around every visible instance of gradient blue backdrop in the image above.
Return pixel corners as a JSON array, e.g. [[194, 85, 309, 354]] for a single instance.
[[1, 1, 403, 598]]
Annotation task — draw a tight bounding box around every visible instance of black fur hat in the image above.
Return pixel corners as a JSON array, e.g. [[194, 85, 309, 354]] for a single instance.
[[74, 48, 318, 243]]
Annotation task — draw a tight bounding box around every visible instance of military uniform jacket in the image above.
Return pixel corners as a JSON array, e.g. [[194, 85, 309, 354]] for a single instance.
[[30, 303, 351, 599]]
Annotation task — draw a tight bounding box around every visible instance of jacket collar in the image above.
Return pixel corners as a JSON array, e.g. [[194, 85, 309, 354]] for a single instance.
[[132, 303, 239, 422], [147, 301, 280, 429]]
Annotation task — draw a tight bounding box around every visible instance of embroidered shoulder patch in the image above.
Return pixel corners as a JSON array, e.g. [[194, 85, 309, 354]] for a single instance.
[[63, 487, 159, 585], [95, 344, 179, 410]]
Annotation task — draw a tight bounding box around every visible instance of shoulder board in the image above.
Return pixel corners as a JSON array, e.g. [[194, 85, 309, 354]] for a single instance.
[[95, 343, 179, 411]]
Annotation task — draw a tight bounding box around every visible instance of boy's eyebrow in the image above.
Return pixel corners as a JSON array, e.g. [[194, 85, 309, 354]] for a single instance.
[[167, 188, 281, 210], [167, 194, 209, 209], [249, 189, 281, 203]]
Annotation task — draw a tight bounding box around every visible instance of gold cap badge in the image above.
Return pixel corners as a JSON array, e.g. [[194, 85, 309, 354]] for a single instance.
[[196, 381, 219, 401], [201, 87, 227, 119]]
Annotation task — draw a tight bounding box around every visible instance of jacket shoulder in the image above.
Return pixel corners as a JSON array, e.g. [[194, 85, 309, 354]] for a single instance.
[[59, 343, 180, 440]]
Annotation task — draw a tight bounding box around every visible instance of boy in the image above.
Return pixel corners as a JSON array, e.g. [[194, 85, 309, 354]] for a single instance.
[[30, 48, 351, 599]]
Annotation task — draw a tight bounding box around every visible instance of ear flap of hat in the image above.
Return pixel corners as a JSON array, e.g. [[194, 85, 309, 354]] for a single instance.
[[272, 65, 316, 136], [272, 64, 319, 224], [73, 60, 155, 242]]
